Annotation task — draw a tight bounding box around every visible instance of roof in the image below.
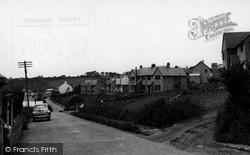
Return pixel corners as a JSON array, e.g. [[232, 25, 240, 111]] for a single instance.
[[59, 81, 73, 87], [131, 66, 187, 77], [158, 66, 187, 76], [106, 79, 116, 85], [222, 32, 250, 49], [131, 67, 157, 76], [115, 77, 129, 85], [189, 61, 211, 71], [83, 79, 98, 86]]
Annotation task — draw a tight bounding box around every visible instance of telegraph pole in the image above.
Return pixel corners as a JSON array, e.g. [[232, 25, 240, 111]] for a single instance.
[[18, 61, 32, 107]]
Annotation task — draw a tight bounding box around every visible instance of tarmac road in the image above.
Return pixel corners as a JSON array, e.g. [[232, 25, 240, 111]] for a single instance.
[[21, 99, 192, 155]]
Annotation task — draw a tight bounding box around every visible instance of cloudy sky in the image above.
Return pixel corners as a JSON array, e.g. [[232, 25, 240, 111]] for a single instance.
[[0, 0, 250, 78]]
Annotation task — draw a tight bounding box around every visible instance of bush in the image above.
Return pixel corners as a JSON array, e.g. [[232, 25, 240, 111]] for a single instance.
[[214, 63, 250, 145], [71, 112, 139, 132], [137, 96, 205, 128], [208, 77, 221, 83], [82, 104, 129, 121], [21, 107, 32, 130]]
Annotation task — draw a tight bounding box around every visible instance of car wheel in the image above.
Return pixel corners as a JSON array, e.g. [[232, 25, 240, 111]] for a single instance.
[[48, 117, 51, 121], [33, 118, 36, 122]]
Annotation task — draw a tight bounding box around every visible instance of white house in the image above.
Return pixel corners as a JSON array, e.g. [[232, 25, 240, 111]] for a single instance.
[[59, 81, 73, 94]]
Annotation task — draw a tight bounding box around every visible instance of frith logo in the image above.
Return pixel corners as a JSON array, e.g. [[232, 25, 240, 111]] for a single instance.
[[188, 12, 237, 41]]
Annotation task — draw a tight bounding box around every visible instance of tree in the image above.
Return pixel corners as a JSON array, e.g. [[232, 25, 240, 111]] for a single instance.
[[214, 63, 250, 145], [74, 85, 81, 94]]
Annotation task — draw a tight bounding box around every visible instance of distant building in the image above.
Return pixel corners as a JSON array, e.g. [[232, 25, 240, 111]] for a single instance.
[[115, 76, 129, 93], [44, 89, 54, 98], [222, 32, 250, 68], [58, 81, 73, 94], [128, 63, 187, 93], [81, 79, 102, 95], [189, 60, 212, 83], [105, 79, 116, 95], [23, 90, 38, 101]]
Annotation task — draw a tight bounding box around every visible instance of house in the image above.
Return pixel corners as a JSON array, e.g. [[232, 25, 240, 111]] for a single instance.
[[129, 63, 187, 93], [23, 90, 38, 101], [81, 79, 102, 95], [189, 60, 212, 83], [44, 89, 54, 98], [222, 32, 250, 68], [106, 79, 116, 95], [210, 63, 222, 79], [115, 76, 129, 93], [58, 81, 73, 94]]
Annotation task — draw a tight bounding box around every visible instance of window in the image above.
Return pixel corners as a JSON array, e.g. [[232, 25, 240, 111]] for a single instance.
[[142, 76, 145, 80], [92, 90, 95, 93], [130, 77, 135, 81], [147, 76, 151, 80], [174, 84, 181, 89], [155, 75, 161, 80], [155, 85, 161, 91], [205, 69, 208, 73], [141, 85, 145, 90]]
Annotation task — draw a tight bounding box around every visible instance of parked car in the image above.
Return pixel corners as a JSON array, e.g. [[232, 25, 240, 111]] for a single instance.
[[32, 103, 51, 122]]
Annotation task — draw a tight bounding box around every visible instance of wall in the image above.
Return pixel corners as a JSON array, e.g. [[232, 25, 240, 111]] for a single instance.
[[191, 63, 211, 83], [153, 69, 162, 92], [236, 42, 246, 62], [222, 40, 227, 67], [163, 77, 174, 91]]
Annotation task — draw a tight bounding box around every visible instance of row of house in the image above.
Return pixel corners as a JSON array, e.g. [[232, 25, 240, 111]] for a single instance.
[[129, 63, 187, 93], [57, 32, 250, 95], [75, 60, 218, 95], [81, 76, 129, 95]]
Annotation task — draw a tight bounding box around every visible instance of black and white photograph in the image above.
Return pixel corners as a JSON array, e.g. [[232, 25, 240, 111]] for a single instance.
[[1, 0, 250, 154]]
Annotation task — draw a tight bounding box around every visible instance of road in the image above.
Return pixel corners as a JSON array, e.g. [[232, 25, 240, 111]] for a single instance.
[[21, 99, 192, 155]]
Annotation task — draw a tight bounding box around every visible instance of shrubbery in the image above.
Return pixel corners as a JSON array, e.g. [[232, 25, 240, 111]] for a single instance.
[[71, 112, 139, 132], [78, 95, 205, 129], [214, 63, 250, 145], [137, 97, 205, 128], [21, 107, 32, 130]]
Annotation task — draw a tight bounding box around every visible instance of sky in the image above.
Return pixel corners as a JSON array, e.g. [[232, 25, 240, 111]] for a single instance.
[[0, 0, 250, 78]]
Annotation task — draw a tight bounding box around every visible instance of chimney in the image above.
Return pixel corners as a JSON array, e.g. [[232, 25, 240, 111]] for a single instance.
[[166, 62, 170, 69], [201, 60, 204, 63], [151, 63, 156, 68], [211, 63, 218, 69], [140, 65, 143, 69]]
